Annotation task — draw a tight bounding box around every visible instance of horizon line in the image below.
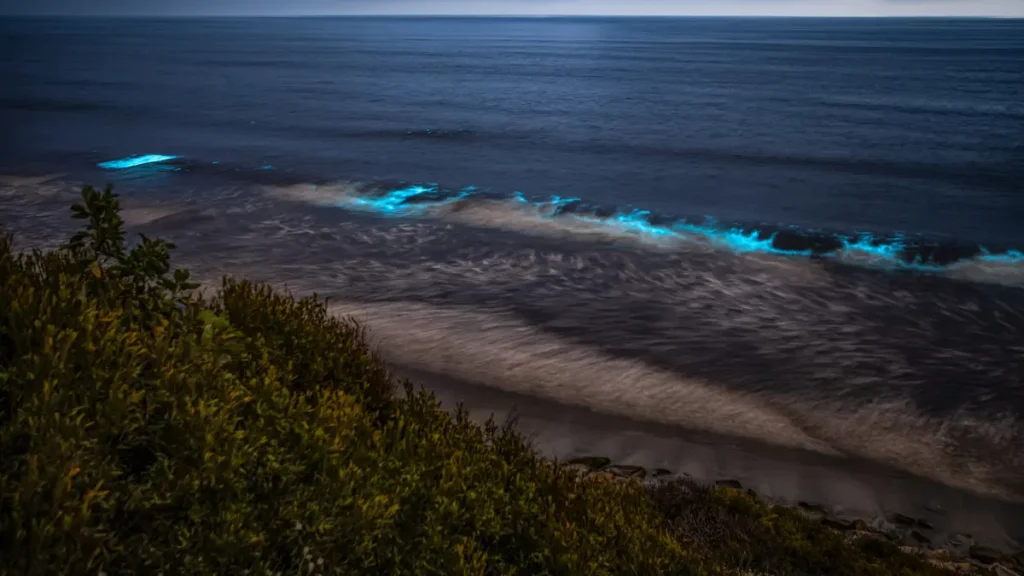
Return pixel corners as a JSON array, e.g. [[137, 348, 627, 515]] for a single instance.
[[3, 13, 1021, 19]]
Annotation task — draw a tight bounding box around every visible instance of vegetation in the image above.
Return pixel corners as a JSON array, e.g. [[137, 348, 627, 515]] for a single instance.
[[649, 480, 959, 576], [0, 186, 961, 575]]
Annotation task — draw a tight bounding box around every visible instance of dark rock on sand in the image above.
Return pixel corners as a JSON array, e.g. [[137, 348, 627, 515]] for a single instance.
[[891, 513, 928, 528], [715, 479, 743, 490], [822, 518, 857, 531], [798, 501, 827, 515], [970, 545, 1005, 565], [908, 531, 931, 546]]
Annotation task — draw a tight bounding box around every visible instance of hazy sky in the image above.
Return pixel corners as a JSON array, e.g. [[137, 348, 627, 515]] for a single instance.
[[2, 0, 1023, 17]]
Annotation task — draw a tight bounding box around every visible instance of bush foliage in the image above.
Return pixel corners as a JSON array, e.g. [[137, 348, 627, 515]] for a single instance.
[[0, 186, 959, 575]]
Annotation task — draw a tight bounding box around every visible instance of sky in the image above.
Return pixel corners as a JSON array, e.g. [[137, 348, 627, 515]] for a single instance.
[[2, 0, 1023, 17]]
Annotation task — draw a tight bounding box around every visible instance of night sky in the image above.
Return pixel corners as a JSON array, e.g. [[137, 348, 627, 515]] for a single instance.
[[2, 0, 1023, 17]]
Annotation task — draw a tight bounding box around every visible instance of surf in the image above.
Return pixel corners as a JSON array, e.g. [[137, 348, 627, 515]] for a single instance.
[[265, 179, 1024, 287]]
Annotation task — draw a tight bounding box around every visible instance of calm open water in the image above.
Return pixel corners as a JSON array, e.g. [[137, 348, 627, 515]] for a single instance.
[[2, 16, 1024, 541]]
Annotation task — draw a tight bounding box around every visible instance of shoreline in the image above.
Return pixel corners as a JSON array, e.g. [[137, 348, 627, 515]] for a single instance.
[[396, 364, 1024, 555]]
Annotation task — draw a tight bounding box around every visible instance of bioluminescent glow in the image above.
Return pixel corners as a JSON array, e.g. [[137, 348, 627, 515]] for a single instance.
[[336, 184, 1023, 273], [840, 233, 905, 259], [672, 220, 815, 256], [342, 184, 474, 215], [979, 249, 1024, 264], [98, 154, 177, 170], [575, 208, 675, 239], [346, 184, 436, 213]]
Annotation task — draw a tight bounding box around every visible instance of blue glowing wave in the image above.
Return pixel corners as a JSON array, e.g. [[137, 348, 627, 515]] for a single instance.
[[342, 184, 473, 214], [98, 154, 178, 170], [332, 183, 1024, 273]]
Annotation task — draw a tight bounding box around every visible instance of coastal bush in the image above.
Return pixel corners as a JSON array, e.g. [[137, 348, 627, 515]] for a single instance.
[[0, 185, 962, 575], [0, 186, 702, 575], [649, 477, 956, 576]]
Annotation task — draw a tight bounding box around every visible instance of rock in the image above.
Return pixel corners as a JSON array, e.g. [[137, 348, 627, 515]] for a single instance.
[[1013, 552, 1024, 570], [822, 518, 856, 531], [891, 513, 918, 528], [900, 546, 924, 556], [907, 530, 931, 546], [715, 479, 743, 490], [651, 468, 673, 478], [798, 501, 827, 514], [948, 533, 974, 551], [993, 564, 1022, 576], [851, 519, 870, 532], [851, 530, 890, 545], [567, 456, 611, 470], [916, 518, 935, 530], [605, 465, 646, 479], [970, 545, 1005, 565]]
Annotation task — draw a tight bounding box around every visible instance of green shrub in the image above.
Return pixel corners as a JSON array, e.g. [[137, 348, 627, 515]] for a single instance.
[[0, 186, 704, 575], [649, 475, 957, 575]]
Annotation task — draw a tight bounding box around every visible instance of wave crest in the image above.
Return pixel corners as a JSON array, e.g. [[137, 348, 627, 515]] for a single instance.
[[267, 181, 1024, 286]]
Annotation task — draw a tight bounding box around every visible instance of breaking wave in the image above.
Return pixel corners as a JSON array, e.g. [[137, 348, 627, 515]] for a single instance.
[[267, 180, 1024, 286]]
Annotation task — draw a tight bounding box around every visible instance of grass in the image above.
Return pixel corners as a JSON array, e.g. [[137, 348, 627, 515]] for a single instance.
[[0, 185, 963, 575]]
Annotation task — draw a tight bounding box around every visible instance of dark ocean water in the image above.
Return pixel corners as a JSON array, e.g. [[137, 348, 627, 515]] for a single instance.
[[2, 17, 1024, 538]]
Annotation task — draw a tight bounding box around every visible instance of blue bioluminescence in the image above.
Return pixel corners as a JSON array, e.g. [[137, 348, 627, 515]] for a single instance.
[[344, 184, 473, 216], [337, 184, 1024, 274], [979, 249, 1024, 264], [719, 229, 813, 256], [346, 184, 437, 214], [575, 209, 676, 239], [839, 233, 905, 259], [98, 154, 177, 170]]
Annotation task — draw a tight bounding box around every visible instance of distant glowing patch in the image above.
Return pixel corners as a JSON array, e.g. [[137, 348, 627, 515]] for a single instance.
[[98, 154, 178, 170]]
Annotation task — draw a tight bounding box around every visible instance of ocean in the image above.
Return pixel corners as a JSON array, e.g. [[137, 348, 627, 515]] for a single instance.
[[2, 16, 1023, 544]]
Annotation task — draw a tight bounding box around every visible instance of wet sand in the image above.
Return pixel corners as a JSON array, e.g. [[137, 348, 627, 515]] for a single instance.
[[397, 365, 1023, 553]]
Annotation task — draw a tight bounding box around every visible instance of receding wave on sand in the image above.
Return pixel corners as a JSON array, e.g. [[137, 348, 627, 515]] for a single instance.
[[309, 298, 1023, 503]]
